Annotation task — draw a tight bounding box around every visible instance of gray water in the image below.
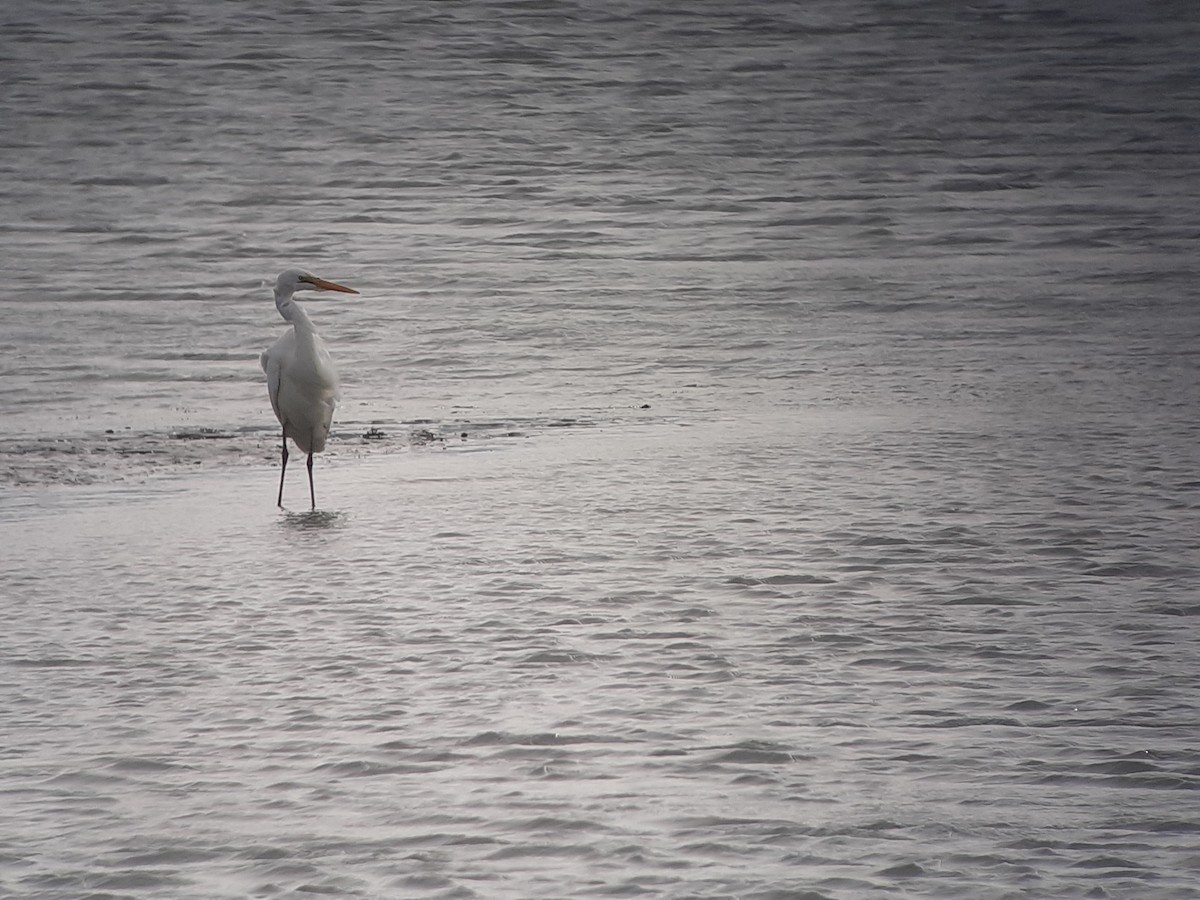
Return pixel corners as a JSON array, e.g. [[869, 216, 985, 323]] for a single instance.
[[3, 1, 1200, 897]]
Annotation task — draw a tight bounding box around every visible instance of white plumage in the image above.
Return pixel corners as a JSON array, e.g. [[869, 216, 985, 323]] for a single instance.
[[260, 269, 358, 509]]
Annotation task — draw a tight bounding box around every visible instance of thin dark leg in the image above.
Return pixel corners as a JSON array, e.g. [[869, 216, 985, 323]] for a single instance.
[[277, 431, 288, 507], [307, 452, 316, 510]]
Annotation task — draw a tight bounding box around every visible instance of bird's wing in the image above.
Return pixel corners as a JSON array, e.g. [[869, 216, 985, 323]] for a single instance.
[[261, 348, 284, 422]]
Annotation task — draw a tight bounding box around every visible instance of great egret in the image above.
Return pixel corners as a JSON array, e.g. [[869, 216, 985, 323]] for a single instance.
[[260, 269, 358, 509]]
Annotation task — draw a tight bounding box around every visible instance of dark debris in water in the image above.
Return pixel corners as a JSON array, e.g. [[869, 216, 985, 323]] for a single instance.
[[170, 428, 235, 440], [411, 428, 444, 445], [0, 414, 608, 487]]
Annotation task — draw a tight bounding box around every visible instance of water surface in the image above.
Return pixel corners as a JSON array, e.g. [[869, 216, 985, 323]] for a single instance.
[[2, 1, 1199, 897]]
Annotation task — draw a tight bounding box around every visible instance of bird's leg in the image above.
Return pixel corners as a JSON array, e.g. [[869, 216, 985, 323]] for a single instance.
[[277, 431, 288, 507], [307, 452, 316, 510]]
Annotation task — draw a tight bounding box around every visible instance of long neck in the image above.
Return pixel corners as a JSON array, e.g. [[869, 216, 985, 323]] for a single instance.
[[275, 287, 316, 335]]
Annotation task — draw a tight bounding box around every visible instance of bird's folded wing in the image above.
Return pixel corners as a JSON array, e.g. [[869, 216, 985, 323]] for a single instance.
[[262, 351, 284, 421]]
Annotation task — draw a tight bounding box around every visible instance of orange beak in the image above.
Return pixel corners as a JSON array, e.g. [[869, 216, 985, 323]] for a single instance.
[[304, 276, 359, 294]]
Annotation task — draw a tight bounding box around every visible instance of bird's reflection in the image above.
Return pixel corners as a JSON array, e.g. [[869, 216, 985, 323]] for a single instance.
[[280, 508, 345, 530]]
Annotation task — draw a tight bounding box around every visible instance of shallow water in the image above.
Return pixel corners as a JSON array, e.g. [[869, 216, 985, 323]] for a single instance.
[[3, 1, 1200, 897], [5, 411, 1200, 898]]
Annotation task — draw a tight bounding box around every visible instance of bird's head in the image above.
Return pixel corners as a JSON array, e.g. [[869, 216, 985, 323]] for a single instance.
[[274, 269, 359, 297]]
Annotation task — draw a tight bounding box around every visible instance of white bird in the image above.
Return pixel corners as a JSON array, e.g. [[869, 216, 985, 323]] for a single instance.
[[260, 269, 358, 509]]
